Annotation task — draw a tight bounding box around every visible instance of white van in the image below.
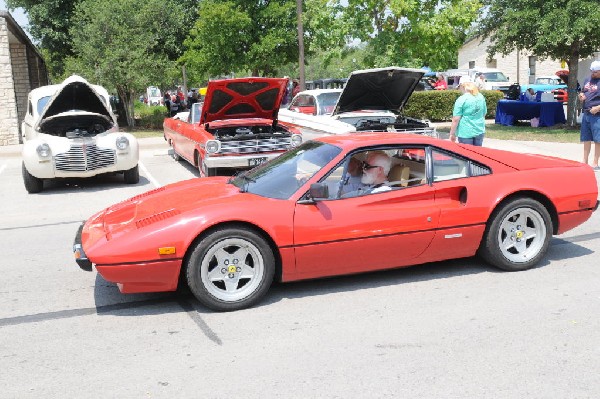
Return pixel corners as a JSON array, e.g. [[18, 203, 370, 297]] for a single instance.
[[444, 68, 512, 96], [146, 86, 162, 106]]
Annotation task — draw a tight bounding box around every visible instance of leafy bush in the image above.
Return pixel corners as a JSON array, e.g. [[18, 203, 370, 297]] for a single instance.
[[404, 90, 505, 121], [134, 101, 167, 129]]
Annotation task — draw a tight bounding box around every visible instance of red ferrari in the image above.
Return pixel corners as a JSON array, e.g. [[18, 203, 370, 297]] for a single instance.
[[74, 134, 598, 311]]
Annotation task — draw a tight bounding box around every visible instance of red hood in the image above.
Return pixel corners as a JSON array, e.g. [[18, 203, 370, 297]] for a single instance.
[[201, 77, 288, 124], [85, 177, 240, 244]]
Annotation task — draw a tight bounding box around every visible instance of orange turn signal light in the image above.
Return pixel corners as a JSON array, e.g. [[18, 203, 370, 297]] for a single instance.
[[158, 247, 176, 255]]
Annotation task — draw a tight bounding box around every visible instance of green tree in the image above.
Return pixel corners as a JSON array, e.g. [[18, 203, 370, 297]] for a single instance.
[[478, 0, 600, 126], [66, 0, 188, 127], [339, 0, 481, 71], [7, 0, 79, 78], [7, 0, 198, 81], [181, 0, 343, 79]]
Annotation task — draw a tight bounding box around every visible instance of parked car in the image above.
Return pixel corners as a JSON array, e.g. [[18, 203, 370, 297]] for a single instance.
[[520, 76, 567, 94], [21, 75, 139, 193], [445, 67, 513, 96], [163, 77, 302, 177], [74, 133, 598, 311], [278, 67, 436, 136]]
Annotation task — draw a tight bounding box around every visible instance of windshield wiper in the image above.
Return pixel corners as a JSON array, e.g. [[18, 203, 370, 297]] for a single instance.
[[231, 171, 256, 193]]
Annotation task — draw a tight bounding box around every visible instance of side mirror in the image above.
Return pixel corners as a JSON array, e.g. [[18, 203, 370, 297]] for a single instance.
[[298, 183, 329, 205], [309, 182, 329, 199]]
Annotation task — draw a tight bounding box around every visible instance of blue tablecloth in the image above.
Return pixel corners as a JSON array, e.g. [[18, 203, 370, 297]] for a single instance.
[[495, 100, 566, 127]]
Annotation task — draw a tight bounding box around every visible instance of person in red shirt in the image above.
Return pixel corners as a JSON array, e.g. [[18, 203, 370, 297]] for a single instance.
[[433, 74, 447, 90]]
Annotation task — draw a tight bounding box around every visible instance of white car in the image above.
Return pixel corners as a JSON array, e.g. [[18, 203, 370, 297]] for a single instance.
[[21, 75, 139, 193], [278, 67, 436, 136]]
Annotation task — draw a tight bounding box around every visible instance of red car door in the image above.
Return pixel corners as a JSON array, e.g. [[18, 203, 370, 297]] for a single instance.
[[292, 185, 439, 280]]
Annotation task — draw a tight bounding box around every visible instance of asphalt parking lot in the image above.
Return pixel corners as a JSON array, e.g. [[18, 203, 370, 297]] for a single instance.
[[1, 135, 599, 398]]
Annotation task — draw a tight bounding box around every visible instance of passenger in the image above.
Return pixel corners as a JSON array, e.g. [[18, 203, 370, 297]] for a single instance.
[[361, 151, 392, 193], [341, 156, 367, 196]]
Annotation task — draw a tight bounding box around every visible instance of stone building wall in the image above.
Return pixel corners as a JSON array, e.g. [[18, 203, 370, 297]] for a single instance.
[[0, 17, 20, 146], [10, 41, 30, 130], [458, 37, 599, 87]]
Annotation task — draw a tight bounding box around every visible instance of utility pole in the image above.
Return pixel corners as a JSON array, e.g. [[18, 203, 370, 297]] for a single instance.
[[296, 0, 305, 90]]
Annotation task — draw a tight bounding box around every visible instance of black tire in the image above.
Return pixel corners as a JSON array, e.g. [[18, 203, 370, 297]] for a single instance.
[[123, 164, 140, 184], [478, 197, 552, 271], [197, 154, 216, 177], [22, 162, 43, 193], [186, 227, 275, 311], [171, 141, 181, 161]]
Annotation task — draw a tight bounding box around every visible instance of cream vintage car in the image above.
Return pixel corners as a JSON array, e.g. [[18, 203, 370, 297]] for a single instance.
[[278, 67, 436, 137], [21, 75, 139, 193]]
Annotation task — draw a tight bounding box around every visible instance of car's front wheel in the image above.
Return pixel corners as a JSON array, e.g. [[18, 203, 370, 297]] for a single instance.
[[123, 165, 139, 184], [479, 198, 552, 271], [22, 162, 43, 193], [186, 227, 275, 311], [197, 153, 216, 177]]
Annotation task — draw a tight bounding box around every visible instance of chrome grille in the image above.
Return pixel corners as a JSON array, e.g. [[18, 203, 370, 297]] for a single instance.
[[219, 137, 292, 154], [54, 144, 116, 172]]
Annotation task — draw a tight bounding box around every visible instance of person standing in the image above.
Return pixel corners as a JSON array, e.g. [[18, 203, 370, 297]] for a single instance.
[[578, 60, 600, 170], [448, 77, 487, 146], [433, 74, 448, 90]]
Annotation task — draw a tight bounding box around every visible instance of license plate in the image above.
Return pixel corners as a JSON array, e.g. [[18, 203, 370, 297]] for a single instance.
[[248, 157, 268, 167]]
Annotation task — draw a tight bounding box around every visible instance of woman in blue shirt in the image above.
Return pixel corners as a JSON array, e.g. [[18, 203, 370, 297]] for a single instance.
[[449, 77, 487, 146]]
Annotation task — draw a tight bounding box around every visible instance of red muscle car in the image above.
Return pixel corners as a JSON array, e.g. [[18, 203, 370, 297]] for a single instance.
[[163, 77, 302, 176], [74, 134, 599, 311]]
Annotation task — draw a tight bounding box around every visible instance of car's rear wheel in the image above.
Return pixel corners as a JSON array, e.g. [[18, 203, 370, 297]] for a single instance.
[[22, 162, 43, 193], [123, 165, 139, 184], [479, 198, 552, 271], [186, 227, 275, 311], [171, 141, 181, 161]]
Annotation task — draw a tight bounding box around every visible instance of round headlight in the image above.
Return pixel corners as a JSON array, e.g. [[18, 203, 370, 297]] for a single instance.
[[205, 140, 220, 154], [36, 143, 51, 158], [291, 134, 303, 147], [116, 136, 129, 150]]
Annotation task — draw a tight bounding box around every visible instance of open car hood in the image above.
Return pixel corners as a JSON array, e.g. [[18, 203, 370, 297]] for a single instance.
[[200, 77, 287, 124], [35, 75, 116, 133], [333, 67, 425, 116]]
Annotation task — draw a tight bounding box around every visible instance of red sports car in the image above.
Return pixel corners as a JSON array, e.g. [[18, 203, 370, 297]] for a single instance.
[[163, 77, 302, 176], [74, 134, 598, 311]]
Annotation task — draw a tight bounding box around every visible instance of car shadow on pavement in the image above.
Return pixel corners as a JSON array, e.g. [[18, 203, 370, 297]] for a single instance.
[[91, 235, 593, 316], [36, 174, 155, 194]]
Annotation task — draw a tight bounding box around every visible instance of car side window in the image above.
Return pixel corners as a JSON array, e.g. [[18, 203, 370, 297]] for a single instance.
[[431, 149, 469, 182], [318, 147, 428, 200]]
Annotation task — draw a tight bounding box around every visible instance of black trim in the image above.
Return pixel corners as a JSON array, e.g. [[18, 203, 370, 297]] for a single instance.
[[281, 222, 486, 249], [97, 257, 184, 267], [73, 223, 92, 272]]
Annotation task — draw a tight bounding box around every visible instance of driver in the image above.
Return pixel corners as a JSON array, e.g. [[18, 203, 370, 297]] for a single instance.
[[361, 151, 392, 193]]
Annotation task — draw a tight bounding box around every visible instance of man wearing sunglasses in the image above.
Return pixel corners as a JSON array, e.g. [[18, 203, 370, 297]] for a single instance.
[[361, 151, 392, 193]]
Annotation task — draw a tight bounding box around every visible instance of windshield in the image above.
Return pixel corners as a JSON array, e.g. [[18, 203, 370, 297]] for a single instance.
[[317, 92, 341, 115], [230, 141, 342, 199], [535, 77, 561, 85], [37, 96, 52, 115], [482, 72, 508, 82]]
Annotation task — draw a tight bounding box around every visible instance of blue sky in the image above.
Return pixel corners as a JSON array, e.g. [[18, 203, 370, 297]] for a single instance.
[[1, 0, 29, 29]]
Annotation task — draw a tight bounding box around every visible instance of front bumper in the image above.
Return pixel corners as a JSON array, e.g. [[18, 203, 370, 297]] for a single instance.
[[73, 222, 92, 271], [204, 152, 283, 169]]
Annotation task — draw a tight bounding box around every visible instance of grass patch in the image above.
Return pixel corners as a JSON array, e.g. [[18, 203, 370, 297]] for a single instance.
[[120, 128, 164, 139], [437, 122, 581, 143]]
